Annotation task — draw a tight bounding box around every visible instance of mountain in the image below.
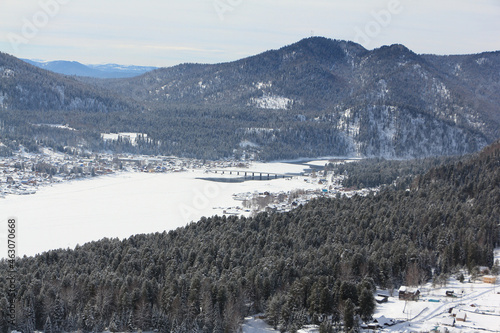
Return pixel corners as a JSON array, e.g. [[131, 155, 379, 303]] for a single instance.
[[1, 37, 499, 160], [23, 59, 157, 78], [87, 63, 158, 78], [100, 37, 499, 158], [0, 52, 139, 113]]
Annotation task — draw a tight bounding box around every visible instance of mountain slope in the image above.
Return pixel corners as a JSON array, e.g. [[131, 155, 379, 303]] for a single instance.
[[1, 37, 499, 160], [106, 38, 500, 140], [0, 52, 138, 112], [99, 37, 496, 158]]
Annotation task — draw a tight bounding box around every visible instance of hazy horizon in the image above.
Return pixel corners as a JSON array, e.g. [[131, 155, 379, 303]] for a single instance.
[[1, 0, 499, 67]]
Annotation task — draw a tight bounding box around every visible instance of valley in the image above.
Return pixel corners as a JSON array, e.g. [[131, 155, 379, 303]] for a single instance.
[[0, 147, 374, 257], [0, 35, 499, 333]]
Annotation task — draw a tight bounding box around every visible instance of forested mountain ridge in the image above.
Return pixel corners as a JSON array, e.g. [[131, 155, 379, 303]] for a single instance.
[[1, 141, 498, 333], [0, 52, 139, 113], [0, 37, 499, 159], [104, 37, 500, 142], [83, 37, 499, 159]]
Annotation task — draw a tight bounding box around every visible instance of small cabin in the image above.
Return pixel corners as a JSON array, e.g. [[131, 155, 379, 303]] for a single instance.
[[456, 312, 467, 322], [483, 275, 497, 284], [399, 286, 420, 301], [368, 315, 395, 329], [375, 294, 389, 304], [440, 316, 455, 327], [479, 266, 490, 275]]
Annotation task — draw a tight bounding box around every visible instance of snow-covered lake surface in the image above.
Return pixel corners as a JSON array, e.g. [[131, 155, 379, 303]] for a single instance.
[[0, 162, 320, 257]]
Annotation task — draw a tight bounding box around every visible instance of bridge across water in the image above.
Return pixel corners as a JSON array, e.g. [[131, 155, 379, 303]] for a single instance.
[[206, 169, 295, 180]]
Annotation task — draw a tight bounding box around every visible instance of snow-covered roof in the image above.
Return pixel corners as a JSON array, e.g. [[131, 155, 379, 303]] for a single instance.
[[373, 315, 392, 326], [399, 286, 419, 293], [456, 312, 467, 321], [439, 316, 455, 327]]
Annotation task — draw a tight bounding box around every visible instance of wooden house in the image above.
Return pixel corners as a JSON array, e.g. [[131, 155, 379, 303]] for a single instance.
[[483, 275, 497, 284], [398, 286, 420, 301]]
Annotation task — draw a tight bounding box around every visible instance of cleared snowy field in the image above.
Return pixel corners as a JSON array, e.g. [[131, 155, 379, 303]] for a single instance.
[[0, 162, 320, 257]]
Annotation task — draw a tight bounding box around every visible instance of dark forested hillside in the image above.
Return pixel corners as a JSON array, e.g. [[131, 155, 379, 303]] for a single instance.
[[0, 52, 139, 113], [1, 141, 499, 333]]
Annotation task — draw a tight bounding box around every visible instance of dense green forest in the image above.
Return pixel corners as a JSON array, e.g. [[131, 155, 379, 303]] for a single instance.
[[1, 141, 499, 333]]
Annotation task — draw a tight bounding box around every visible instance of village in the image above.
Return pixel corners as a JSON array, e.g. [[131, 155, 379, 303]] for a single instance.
[[221, 169, 375, 217], [0, 145, 246, 198], [0, 144, 376, 218]]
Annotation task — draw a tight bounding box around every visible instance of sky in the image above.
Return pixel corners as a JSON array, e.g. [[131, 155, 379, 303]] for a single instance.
[[0, 0, 499, 67]]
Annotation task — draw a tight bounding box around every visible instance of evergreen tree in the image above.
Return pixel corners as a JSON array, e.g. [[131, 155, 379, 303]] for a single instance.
[[44, 316, 53, 333], [358, 288, 375, 323], [52, 295, 65, 333], [22, 297, 36, 333], [343, 299, 355, 332]]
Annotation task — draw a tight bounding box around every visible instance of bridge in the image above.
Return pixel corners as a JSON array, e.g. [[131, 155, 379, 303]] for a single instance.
[[205, 169, 294, 180]]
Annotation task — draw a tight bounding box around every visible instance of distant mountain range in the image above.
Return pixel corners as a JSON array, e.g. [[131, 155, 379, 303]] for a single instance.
[[23, 59, 157, 78], [1, 37, 499, 160]]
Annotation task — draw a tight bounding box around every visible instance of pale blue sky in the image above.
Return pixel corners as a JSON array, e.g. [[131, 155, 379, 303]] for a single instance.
[[0, 0, 499, 67]]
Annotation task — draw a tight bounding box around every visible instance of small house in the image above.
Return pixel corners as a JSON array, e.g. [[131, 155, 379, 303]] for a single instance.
[[440, 317, 455, 327], [399, 286, 420, 301], [483, 275, 497, 284], [375, 294, 389, 304], [479, 266, 490, 275], [445, 290, 455, 297], [456, 312, 467, 322], [368, 315, 395, 329]]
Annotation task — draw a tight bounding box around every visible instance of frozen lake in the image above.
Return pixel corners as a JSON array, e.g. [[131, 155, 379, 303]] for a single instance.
[[1, 162, 320, 257]]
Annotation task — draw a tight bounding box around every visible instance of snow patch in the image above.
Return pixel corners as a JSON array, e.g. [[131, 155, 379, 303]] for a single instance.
[[198, 81, 207, 89], [249, 94, 294, 110], [35, 123, 76, 131], [244, 128, 277, 134], [1, 68, 15, 78], [373, 262, 500, 333], [476, 57, 488, 65], [254, 81, 273, 90], [433, 79, 451, 100], [239, 140, 259, 148], [101, 132, 149, 146]]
